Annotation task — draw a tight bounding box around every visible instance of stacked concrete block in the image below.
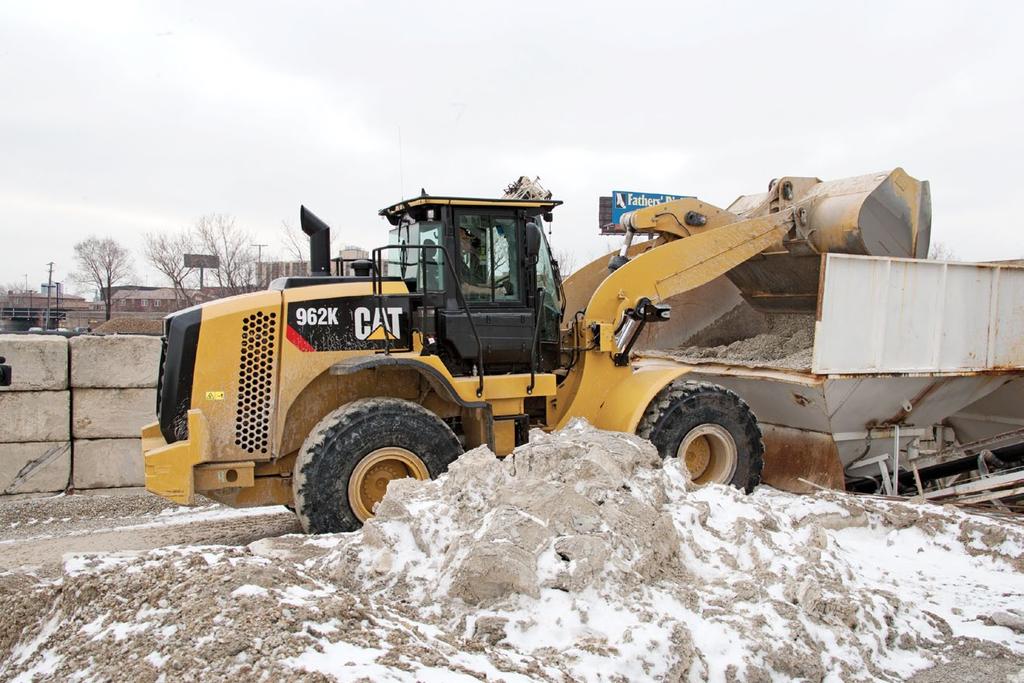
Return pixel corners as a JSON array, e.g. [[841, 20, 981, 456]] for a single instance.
[[0, 442, 71, 494], [72, 438, 145, 489], [0, 391, 71, 442], [69, 335, 161, 489], [0, 335, 71, 494], [0, 334, 69, 391], [69, 334, 161, 389], [72, 388, 158, 439]]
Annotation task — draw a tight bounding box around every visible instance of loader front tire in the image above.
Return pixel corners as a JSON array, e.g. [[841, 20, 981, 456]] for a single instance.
[[637, 380, 764, 492], [293, 398, 463, 533]]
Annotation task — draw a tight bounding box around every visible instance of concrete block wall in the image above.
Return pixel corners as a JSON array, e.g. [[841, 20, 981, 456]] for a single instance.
[[0, 334, 161, 495], [69, 335, 160, 490], [0, 335, 71, 494]]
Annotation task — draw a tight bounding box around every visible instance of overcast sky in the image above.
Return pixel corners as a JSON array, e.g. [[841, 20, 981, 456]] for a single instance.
[[2, 1, 1023, 293]]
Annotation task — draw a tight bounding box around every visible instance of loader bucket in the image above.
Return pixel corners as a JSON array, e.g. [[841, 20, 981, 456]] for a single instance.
[[726, 168, 931, 313]]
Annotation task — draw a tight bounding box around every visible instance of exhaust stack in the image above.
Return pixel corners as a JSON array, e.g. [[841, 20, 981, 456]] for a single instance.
[[300, 205, 332, 276]]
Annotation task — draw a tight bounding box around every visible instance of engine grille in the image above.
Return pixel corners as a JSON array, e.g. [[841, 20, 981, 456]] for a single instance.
[[235, 310, 277, 454]]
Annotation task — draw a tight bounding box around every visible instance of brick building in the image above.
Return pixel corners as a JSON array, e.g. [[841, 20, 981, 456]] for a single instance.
[[0, 288, 92, 331], [108, 287, 181, 314]]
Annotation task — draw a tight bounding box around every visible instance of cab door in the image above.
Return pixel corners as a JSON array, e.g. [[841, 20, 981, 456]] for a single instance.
[[436, 208, 537, 374]]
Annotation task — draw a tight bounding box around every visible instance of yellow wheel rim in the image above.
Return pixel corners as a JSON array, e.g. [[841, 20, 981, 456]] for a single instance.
[[347, 447, 429, 522], [684, 435, 712, 478], [676, 424, 738, 485]]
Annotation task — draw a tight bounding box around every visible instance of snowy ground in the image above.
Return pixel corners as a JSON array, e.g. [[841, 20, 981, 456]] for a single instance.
[[3, 422, 1024, 681], [0, 489, 299, 573]]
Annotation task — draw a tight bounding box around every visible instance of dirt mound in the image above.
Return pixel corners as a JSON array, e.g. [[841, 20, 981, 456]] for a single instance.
[[4, 423, 1024, 681], [647, 303, 816, 371], [91, 317, 164, 335], [320, 423, 680, 608]]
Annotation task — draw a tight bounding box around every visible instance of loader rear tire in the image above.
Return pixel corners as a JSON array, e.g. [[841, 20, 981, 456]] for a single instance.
[[293, 398, 463, 534], [637, 380, 764, 492]]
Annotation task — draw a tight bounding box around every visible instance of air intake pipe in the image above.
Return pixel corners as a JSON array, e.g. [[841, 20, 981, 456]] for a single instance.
[[299, 205, 331, 276]]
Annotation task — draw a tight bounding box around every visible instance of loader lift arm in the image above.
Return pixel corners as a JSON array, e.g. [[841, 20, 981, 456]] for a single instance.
[[585, 205, 797, 357], [552, 203, 798, 428]]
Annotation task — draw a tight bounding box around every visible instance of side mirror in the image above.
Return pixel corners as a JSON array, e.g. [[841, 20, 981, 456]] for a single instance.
[[0, 356, 11, 388], [525, 222, 542, 262]]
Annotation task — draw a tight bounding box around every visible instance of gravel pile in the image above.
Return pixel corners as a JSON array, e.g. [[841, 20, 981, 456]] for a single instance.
[[3, 423, 1024, 681], [0, 492, 175, 530], [91, 318, 164, 335], [648, 304, 816, 371]]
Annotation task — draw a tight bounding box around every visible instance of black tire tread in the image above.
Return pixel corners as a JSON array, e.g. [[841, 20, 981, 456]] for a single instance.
[[637, 380, 764, 492], [293, 398, 462, 533]]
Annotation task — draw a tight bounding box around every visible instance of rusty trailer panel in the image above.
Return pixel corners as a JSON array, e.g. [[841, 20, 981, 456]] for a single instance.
[[760, 424, 845, 492]]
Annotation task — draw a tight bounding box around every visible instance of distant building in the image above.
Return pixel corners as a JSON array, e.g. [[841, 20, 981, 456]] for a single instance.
[[95, 286, 206, 323], [338, 246, 370, 276], [109, 287, 181, 313], [0, 287, 92, 331], [100, 285, 264, 320], [260, 250, 371, 280], [258, 260, 308, 284]]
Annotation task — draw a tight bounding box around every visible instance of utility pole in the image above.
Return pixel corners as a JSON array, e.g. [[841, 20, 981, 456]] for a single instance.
[[251, 243, 268, 288], [44, 262, 54, 330]]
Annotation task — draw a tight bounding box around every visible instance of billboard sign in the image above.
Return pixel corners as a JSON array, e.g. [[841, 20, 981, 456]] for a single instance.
[[598, 196, 616, 234], [610, 190, 688, 226], [184, 254, 220, 269]]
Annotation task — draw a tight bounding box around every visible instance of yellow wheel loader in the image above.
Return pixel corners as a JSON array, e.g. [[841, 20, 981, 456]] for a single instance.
[[142, 169, 933, 533]]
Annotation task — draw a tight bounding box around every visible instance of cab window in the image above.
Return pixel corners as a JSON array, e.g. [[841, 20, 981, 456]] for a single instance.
[[387, 221, 444, 293], [455, 213, 520, 303], [536, 231, 561, 341]]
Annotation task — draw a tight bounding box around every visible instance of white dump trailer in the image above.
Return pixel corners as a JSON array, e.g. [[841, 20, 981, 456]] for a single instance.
[[638, 253, 1024, 494]]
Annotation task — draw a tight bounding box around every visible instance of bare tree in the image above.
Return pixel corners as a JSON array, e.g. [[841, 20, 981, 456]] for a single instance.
[[144, 229, 198, 307], [928, 241, 956, 261], [552, 247, 577, 277], [73, 236, 134, 320], [279, 218, 339, 263], [194, 214, 258, 295], [2, 281, 27, 294], [143, 214, 261, 301], [279, 220, 307, 262]]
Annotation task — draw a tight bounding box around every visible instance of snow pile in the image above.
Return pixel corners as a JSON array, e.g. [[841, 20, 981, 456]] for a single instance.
[[4, 422, 1024, 681], [325, 421, 677, 606]]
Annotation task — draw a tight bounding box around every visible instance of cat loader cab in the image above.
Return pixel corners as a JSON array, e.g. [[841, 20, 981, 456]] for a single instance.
[[376, 195, 564, 379]]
